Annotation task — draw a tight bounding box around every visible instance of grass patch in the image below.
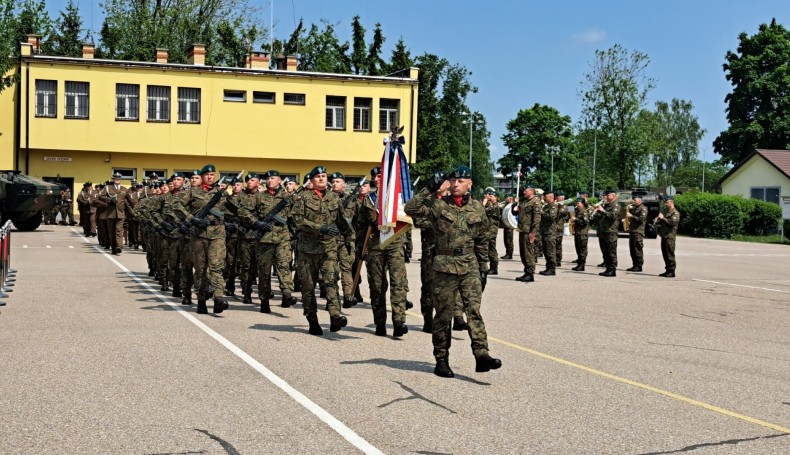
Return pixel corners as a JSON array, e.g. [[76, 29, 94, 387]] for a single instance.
[[729, 234, 790, 245]]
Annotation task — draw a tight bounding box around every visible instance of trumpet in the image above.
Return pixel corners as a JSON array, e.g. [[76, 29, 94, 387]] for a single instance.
[[622, 204, 632, 231], [569, 215, 576, 235]]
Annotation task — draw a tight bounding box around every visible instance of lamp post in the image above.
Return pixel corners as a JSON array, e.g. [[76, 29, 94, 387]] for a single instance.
[[550, 146, 556, 191], [462, 112, 482, 169], [592, 125, 597, 197]]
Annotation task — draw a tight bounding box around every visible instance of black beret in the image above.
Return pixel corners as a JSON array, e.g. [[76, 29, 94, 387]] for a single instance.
[[171, 172, 185, 179], [245, 173, 258, 182], [199, 164, 216, 175], [604, 189, 617, 195], [192, 170, 201, 176], [303, 174, 310, 184], [266, 170, 281, 178], [83, 182, 91, 188], [330, 172, 345, 181], [579, 190, 589, 195], [370, 166, 381, 177], [556, 191, 565, 197], [308, 166, 327, 179], [543, 189, 554, 195], [631, 193, 642, 199], [449, 165, 472, 179]]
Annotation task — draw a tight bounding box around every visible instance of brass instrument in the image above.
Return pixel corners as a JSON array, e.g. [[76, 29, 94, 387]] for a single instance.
[[622, 204, 632, 231], [569, 214, 576, 235]]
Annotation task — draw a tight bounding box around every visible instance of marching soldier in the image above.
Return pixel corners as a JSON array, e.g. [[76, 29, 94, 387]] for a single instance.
[[77, 182, 97, 237], [592, 189, 620, 277], [224, 180, 246, 297], [329, 172, 360, 309], [357, 166, 409, 337], [571, 198, 590, 271], [500, 194, 514, 260], [291, 166, 354, 335], [538, 190, 558, 276], [174, 171, 204, 304], [92, 183, 109, 248], [228, 173, 259, 304], [405, 165, 501, 378], [98, 173, 129, 255], [126, 182, 142, 249], [656, 196, 680, 277], [414, 172, 445, 333], [626, 193, 648, 272], [554, 192, 569, 266], [513, 186, 541, 283], [483, 188, 500, 274]]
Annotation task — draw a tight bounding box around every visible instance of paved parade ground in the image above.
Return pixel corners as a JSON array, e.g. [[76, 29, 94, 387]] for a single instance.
[[1, 226, 789, 454]]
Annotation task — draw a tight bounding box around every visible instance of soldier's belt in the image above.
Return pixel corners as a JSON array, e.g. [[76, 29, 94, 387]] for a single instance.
[[436, 247, 474, 256]]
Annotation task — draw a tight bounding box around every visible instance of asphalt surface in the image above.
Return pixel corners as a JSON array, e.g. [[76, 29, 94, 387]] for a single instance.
[[0, 226, 789, 454]]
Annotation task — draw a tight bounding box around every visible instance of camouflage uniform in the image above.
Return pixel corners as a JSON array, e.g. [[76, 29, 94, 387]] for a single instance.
[[59, 189, 76, 225], [627, 202, 648, 268], [484, 201, 501, 273], [516, 195, 541, 278], [595, 200, 620, 271], [554, 202, 570, 265], [539, 201, 559, 272], [228, 189, 258, 301], [405, 188, 492, 363], [572, 204, 590, 265], [335, 191, 359, 304], [291, 188, 353, 324], [658, 206, 680, 273]]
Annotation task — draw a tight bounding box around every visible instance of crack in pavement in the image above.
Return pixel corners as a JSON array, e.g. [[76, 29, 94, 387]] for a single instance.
[[378, 381, 457, 414], [193, 429, 241, 455], [646, 341, 789, 362], [636, 433, 788, 454], [679, 313, 726, 323], [147, 451, 207, 455]]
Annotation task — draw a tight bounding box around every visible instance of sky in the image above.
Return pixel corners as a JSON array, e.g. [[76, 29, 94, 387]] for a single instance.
[[46, 0, 790, 166]]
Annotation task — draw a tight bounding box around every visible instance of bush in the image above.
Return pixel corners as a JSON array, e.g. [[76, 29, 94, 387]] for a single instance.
[[673, 193, 782, 238]]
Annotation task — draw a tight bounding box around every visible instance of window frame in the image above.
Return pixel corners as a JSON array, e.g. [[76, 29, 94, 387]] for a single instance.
[[64, 81, 90, 119], [223, 89, 247, 103], [379, 98, 400, 132], [144, 169, 167, 181], [253, 91, 276, 104], [750, 186, 781, 205], [284, 93, 306, 105], [325, 95, 346, 130], [112, 168, 137, 181], [146, 85, 171, 123], [353, 97, 372, 131], [35, 79, 57, 118], [177, 87, 201, 124], [115, 83, 140, 121]]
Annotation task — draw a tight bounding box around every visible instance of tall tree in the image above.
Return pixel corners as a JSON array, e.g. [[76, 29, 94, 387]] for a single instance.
[[0, 0, 16, 93], [580, 44, 655, 188], [386, 37, 412, 74], [366, 23, 385, 76], [296, 20, 350, 73], [49, 0, 83, 57], [714, 19, 790, 164], [350, 15, 366, 74]]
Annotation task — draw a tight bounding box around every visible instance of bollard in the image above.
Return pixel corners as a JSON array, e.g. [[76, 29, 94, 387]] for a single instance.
[[0, 222, 8, 300]]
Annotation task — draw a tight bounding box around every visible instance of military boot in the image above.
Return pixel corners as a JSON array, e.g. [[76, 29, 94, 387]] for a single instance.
[[500, 253, 512, 259], [452, 316, 468, 331], [224, 280, 235, 297], [515, 273, 529, 281], [329, 315, 348, 333], [196, 299, 208, 314], [422, 314, 433, 333], [181, 294, 192, 306], [659, 270, 675, 278], [597, 262, 606, 268], [161, 282, 169, 292], [342, 297, 356, 309], [260, 300, 271, 313], [354, 287, 364, 304], [522, 274, 535, 282], [242, 293, 253, 304], [282, 294, 297, 308], [599, 268, 616, 277], [626, 266, 642, 272], [488, 268, 498, 275], [406, 300, 414, 310], [213, 297, 228, 314], [393, 322, 409, 337], [434, 358, 454, 378], [319, 282, 327, 299], [475, 354, 503, 373], [538, 268, 556, 276], [307, 316, 323, 336], [172, 288, 183, 298], [571, 263, 585, 272], [375, 323, 387, 337]]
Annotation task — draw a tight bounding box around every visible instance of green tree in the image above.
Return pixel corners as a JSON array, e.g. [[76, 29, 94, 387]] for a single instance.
[[499, 104, 574, 191], [580, 44, 655, 188], [350, 15, 366, 74], [296, 20, 350, 73], [0, 0, 16, 93], [49, 0, 83, 57], [386, 37, 412, 74], [671, 158, 730, 191], [366, 23, 385, 76], [714, 19, 790, 164]]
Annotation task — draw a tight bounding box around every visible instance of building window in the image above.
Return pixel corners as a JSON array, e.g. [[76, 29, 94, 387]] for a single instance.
[[65, 81, 89, 118], [325, 96, 346, 130], [35, 80, 57, 118], [284, 93, 305, 105], [177, 87, 201, 123], [174, 169, 196, 178], [353, 97, 372, 131], [750, 187, 781, 205], [223, 89, 246, 102], [144, 169, 167, 181], [112, 168, 136, 180], [218, 171, 241, 181], [379, 98, 399, 132], [147, 85, 170, 122], [280, 174, 298, 184], [116, 84, 139, 120], [253, 91, 275, 104]]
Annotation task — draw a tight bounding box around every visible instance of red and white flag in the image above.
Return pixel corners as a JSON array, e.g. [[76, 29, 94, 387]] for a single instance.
[[377, 135, 413, 248]]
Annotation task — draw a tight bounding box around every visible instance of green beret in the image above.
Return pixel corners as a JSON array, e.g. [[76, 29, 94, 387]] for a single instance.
[[330, 172, 345, 181], [449, 165, 472, 179], [370, 167, 381, 177], [543, 189, 554, 195], [664, 195, 674, 201], [576, 197, 588, 207], [556, 191, 565, 197], [171, 172, 185, 179], [245, 173, 259, 182], [308, 165, 327, 179], [199, 164, 216, 175], [192, 170, 201, 176], [266, 170, 280, 178]]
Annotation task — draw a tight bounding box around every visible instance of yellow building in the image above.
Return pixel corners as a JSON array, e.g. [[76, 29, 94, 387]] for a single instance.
[[0, 36, 418, 199]]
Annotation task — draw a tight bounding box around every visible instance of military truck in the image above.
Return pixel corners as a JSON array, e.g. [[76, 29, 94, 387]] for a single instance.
[[616, 187, 661, 238], [0, 171, 60, 231]]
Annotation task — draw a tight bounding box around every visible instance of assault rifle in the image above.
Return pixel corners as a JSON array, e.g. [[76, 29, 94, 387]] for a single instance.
[[253, 179, 309, 238], [184, 171, 244, 231]]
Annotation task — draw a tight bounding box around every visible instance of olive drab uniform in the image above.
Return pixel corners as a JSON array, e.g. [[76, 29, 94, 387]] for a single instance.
[[502, 203, 514, 258], [358, 192, 409, 332], [126, 189, 142, 249], [291, 188, 353, 323], [405, 188, 493, 363], [98, 183, 129, 254], [572, 205, 590, 265], [77, 187, 97, 236], [657, 207, 680, 274], [539, 201, 559, 272], [227, 189, 258, 302], [92, 188, 109, 248], [171, 186, 198, 302], [336, 191, 359, 305], [484, 202, 501, 273], [596, 200, 620, 272], [516, 195, 541, 279], [59, 189, 75, 225], [627, 203, 648, 269], [554, 202, 569, 265], [159, 187, 185, 293]]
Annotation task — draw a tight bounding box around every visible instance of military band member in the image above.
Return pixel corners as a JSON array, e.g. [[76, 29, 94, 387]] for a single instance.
[[98, 173, 130, 255], [626, 193, 648, 272], [554, 192, 569, 266], [500, 194, 514, 260], [405, 165, 501, 378], [538, 190, 558, 276], [571, 198, 590, 271], [656, 196, 680, 277], [592, 189, 620, 277], [291, 166, 354, 335], [513, 186, 541, 282], [483, 187, 500, 275]]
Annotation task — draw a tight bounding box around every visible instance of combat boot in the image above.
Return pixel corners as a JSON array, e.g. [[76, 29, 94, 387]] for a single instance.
[[196, 299, 208, 314], [329, 315, 348, 332], [571, 263, 585, 272], [538, 268, 556, 276], [597, 262, 606, 268], [475, 354, 503, 373], [571, 259, 579, 264], [213, 297, 228, 314], [500, 253, 512, 259], [242, 293, 253, 304], [522, 273, 535, 283], [181, 294, 192, 306], [556, 261, 562, 267], [599, 268, 616, 277], [659, 270, 675, 278], [406, 300, 414, 310], [434, 358, 454, 378], [626, 266, 642, 272], [307, 316, 323, 336], [488, 268, 498, 275], [224, 283, 235, 297], [423, 314, 433, 333], [375, 323, 387, 337], [452, 316, 468, 331], [393, 322, 409, 337], [260, 300, 271, 313], [342, 297, 356, 308], [172, 288, 183, 298], [282, 294, 297, 308]]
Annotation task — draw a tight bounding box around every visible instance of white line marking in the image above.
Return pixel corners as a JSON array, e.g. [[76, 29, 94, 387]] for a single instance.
[[45, 245, 51, 249], [68, 245, 74, 249], [693, 278, 790, 294], [69, 229, 383, 455], [22, 245, 27, 248]]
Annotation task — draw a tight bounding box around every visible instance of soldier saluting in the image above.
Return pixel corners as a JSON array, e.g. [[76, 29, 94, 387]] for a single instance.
[[405, 165, 502, 378]]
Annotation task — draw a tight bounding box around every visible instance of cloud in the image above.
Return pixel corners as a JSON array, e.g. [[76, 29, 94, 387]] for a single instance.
[[573, 28, 607, 44]]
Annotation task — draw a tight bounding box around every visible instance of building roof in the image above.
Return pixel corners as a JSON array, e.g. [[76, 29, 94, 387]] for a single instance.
[[719, 149, 790, 186]]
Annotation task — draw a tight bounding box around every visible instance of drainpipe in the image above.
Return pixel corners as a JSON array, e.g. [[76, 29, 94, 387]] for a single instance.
[[24, 61, 29, 174]]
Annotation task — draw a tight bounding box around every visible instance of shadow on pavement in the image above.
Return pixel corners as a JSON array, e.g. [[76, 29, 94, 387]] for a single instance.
[[340, 358, 491, 386]]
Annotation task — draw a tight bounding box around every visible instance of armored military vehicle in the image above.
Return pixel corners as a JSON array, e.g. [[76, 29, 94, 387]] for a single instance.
[[0, 171, 59, 231]]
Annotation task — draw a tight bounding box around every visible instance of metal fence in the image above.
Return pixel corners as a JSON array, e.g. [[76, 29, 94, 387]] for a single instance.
[[0, 220, 16, 305]]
